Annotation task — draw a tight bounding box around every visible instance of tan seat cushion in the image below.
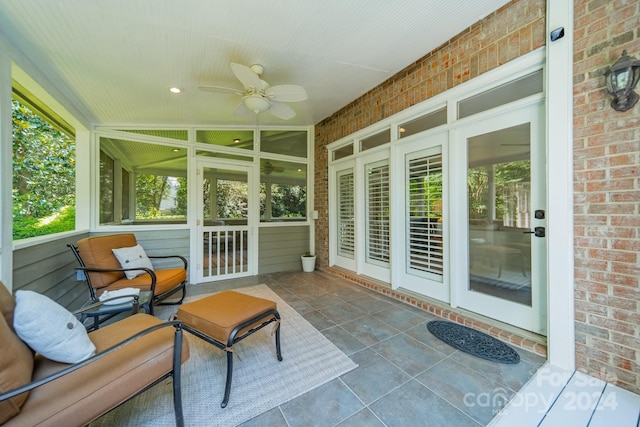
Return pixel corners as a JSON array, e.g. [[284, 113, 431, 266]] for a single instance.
[[176, 291, 277, 344], [0, 292, 34, 424], [4, 314, 190, 427], [98, 267, 186, 298]]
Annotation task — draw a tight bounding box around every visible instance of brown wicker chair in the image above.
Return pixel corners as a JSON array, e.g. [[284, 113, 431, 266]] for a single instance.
[[69, 233, 187, 317]]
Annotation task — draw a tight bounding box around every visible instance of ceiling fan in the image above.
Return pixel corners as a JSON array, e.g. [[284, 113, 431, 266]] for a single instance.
[[261, 160, 284, 175], [199, 63, 307, 120]]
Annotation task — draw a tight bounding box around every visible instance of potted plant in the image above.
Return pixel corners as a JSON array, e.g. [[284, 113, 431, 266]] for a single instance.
[[301, 251, 316, 272]]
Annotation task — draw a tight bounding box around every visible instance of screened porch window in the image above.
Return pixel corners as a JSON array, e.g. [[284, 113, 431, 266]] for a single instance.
[[99, 137, 187, 225], [259, 159, 307, 222], [12, 83, 76, 240]]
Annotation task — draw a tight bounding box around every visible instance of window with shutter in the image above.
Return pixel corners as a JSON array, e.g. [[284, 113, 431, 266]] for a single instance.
[[407, 151, 443, 279], [365, 161, 390, 267], [337, 170, 355, 258]]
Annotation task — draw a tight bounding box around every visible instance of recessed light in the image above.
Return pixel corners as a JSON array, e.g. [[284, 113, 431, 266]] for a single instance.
[[233, 138, 241, 144], [172, 148, 180, 152], [169, 87, 183, 94]]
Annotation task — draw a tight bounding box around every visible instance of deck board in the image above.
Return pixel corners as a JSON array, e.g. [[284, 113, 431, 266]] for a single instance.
[[589, 384, 640, 427], [539, 371, 605, 427], [489, 364, 640, 427]]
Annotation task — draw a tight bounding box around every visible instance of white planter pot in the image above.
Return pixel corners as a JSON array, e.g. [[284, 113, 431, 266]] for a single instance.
[[301, 255, 316, 272]]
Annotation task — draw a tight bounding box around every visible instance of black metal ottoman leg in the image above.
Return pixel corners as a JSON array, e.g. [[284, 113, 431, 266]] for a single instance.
[[275, 312, 283, 361], [221, 350, 233, 408]]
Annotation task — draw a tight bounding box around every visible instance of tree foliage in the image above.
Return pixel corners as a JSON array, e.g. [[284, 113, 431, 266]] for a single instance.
[[12, 99, 75, 239]]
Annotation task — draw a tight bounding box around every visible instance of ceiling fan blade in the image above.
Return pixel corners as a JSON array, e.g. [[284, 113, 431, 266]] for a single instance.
[[268, 100, 296, 120], [230, 63, 262, 92], [198, 85, 244, 96], [233, 102, 253, 117], [266, 85, 308, 102]]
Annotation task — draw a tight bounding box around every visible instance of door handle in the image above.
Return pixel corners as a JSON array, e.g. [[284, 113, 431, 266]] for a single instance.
[[523, 227, 545, 237]]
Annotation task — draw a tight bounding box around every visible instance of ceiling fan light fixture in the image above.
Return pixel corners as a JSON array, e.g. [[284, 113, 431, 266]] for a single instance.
[[243, 94, 270, 114]]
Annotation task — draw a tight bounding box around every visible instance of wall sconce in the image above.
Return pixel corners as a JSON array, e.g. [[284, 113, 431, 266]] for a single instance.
[[605, 50, 640, 112]]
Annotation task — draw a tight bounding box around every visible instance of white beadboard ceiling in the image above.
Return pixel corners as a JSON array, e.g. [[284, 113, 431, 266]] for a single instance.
[[0, 0, 511, 127]]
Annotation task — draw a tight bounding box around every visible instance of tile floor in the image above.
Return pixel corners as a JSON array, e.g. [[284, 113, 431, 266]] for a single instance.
[[189, 271, 546, 427]]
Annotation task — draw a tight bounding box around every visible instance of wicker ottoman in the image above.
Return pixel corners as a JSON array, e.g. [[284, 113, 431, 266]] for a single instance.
[[175, 290, 282, 408]]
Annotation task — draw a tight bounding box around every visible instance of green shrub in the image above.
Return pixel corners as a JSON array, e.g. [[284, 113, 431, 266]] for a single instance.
[[13, 205, 75, 240]]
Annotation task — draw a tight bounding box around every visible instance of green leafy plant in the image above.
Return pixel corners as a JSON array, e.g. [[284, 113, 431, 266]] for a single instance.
[[302, 251, 314, 257]]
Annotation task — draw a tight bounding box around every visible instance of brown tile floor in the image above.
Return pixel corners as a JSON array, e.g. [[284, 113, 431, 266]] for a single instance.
[[188, 271, 546, 427]]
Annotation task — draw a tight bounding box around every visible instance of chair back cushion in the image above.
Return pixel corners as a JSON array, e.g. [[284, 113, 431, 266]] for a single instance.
[[77, 234, 138, 289], [0, 283, 34, 424]]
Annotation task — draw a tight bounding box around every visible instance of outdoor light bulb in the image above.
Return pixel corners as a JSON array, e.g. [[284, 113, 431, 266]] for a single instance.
[[616, 71, 628, 88]]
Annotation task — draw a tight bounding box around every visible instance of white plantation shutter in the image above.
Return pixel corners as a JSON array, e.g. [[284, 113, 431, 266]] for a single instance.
[[366, 161, 389, 267], [407, 151, 443, 278], [337, 170, 355, 258]]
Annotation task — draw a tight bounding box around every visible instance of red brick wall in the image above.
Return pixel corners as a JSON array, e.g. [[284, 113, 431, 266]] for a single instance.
[[573, 0, 640, 393], [315, 0, 545, 268]]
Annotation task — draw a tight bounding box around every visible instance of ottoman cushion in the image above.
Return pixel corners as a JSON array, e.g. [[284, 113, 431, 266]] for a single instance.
[[176, 291, 277, 344]]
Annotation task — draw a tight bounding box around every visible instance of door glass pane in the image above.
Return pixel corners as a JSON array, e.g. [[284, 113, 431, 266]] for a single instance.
[[407, 150, 443, 280], [360, 129, 390, 151], [458, 70, 543, 119], [399, 107, 447, 139], [202, 167, 249, 278], [333, 143, 353, 161], [337, 170, 355, 258], [365, 160, 389, 267], [467, 123, 532, 305]]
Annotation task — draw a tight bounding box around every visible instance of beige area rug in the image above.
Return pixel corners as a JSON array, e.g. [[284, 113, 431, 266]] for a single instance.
[[90, 284, 357, 427]]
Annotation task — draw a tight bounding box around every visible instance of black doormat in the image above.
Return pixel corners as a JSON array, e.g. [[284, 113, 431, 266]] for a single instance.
[[427, 320, 520, 364]]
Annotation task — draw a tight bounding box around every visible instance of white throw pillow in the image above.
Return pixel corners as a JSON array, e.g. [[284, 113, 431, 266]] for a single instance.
[[13, 290, 96, 363], [112, 244, 154, 280]]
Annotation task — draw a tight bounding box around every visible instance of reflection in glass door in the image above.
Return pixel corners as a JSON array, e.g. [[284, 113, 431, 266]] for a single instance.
[[468, 123, 533, 305], [199, 165, 251, 281]]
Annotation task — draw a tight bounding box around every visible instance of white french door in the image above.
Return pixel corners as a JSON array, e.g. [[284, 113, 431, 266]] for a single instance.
[[331, 165, 356, 271], [360, 152, 390, 282], [331, 152, 391, 282], [393, 131, 449, 302], [196, 161, 254, 282], [452, 102, 547, 334]]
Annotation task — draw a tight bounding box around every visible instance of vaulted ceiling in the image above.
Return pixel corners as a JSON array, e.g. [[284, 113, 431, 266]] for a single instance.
[[0, 0, 510, 127]]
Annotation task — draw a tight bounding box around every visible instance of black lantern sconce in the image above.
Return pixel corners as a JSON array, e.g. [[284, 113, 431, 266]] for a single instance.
[[604, 50, 640, 112]]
